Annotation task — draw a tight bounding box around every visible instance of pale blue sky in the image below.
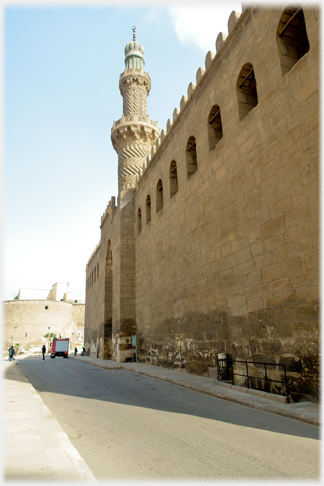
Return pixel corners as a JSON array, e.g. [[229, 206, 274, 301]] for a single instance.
[[3, 1, 247, 301]]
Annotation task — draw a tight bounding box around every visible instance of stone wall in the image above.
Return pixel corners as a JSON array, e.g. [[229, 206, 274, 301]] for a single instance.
[[3, 300, 85, 354], [133, 6, 319, 401], [85, 195, 136, 362]]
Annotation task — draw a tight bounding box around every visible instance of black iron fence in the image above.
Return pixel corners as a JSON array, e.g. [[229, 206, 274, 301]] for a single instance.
[[217, 357, 290, 403]]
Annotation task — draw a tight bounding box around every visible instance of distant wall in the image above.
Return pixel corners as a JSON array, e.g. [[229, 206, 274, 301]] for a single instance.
[[3, 300, 85, 354]]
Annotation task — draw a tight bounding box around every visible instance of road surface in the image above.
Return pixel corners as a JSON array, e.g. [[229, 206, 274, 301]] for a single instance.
[[15, 357, 320, 480]]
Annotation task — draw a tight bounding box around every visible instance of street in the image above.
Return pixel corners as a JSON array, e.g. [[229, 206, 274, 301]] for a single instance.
[[15, 357, 319, 480]]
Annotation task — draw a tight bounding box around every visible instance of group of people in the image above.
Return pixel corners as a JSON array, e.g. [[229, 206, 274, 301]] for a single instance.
[[8, 344, 87, 360], [75, 347, 87, 356]]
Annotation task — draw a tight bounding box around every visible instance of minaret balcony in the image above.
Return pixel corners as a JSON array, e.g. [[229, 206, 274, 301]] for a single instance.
[[111, 114, 159, 132]]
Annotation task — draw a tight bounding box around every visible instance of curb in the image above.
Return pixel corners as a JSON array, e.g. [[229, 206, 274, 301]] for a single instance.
[[71, 356, 320, 427]]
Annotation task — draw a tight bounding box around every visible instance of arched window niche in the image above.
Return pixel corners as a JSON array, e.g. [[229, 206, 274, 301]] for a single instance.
[[236, 63, 258, 121], [137, 207, 142, 235], [146, 195, 151, 224], [186, 136, 197, 179], [156, 180, 163, 213], [277, 4, 310, 76], [208, 105, 223, 151], [170, 160, 178, 198]]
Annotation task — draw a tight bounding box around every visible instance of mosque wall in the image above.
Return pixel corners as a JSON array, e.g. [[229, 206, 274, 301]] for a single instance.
[[133, 5, 319, 401], [84, 5, 319, 401]]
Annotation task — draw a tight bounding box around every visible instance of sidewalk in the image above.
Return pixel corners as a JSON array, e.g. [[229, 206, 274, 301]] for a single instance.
[[3, 359, 96, 482], [72, 353, 320, 427]]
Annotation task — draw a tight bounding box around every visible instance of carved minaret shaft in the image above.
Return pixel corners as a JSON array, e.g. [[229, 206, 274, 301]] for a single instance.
[[111, 28, 159, 198]]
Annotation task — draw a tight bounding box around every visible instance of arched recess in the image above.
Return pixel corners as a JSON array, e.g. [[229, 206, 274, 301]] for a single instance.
[[146, 195, 151, 224], [277, 4, 310, 76], [186, 136, 197, 179], [138, 207, 142, 235], [103, 240, 113, 359], [236, 63, 258, 121], [156, 180, 163, 213], [208, 105, 223, 150], [170, 160, 178, 198]]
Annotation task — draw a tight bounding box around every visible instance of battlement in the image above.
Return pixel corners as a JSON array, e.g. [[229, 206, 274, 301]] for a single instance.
[[135, 8, 244, 186], [87, 240, 101, 265], [101, 196, 117, 227]]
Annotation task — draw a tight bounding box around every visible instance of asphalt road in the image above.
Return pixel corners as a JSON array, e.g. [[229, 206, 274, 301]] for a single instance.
[[16, 356, 320, 481]]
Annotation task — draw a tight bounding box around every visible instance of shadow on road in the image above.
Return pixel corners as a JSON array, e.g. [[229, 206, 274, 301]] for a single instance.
[[4, 357, 319, 441]]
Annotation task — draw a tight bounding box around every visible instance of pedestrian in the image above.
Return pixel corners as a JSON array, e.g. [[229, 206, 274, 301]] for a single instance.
[[42, 344, 46, 361], [74, 347, 78, 356], [8, 346, 15, 361]]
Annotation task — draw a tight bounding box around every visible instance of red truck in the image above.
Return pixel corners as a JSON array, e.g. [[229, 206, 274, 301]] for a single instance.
[[50, 338, 69, 358]]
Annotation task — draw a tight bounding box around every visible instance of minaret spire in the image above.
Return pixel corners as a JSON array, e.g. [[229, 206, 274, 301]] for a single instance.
[[111, 29, 160, 199]]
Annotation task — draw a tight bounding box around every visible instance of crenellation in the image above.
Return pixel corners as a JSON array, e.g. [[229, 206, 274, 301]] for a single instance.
[[173, 107, 180, 121], [228, 10, 242, 34], [216, 32, 228, 53], [180, 94, 188, 110], [196, 67, 205, 84], [205, 51, 216, 70], [187, 82, 196, 99]]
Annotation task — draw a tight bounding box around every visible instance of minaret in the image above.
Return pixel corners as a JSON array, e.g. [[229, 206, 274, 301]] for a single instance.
[[111, 27, 160, 199]]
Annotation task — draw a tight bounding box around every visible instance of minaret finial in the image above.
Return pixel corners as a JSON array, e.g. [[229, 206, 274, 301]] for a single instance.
[[132, 26, 136, 41]]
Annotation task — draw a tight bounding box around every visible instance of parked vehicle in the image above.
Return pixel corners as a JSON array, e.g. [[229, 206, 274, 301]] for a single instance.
[[50, 338, 69, 358]]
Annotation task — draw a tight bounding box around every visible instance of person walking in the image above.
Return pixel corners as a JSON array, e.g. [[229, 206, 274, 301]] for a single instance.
[[8, 346, 15, 361], [42, 344, 46, 360], [74, 347, 78, 356]]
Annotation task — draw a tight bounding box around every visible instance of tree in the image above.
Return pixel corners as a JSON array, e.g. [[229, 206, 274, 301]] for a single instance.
[[43, 332, 57, 339]]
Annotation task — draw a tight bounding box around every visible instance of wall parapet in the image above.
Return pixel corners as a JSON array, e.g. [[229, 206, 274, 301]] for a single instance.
[[101, 196, 117, 227], [87, 240, 101, 265]]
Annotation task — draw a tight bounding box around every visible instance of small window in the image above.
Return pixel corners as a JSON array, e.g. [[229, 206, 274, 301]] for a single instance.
[[25, 333, 27, 337], [277, 5, 310, 76], [97, 262, 99, 279], [146, 195, 151, 224], [94, 267, 96, 282], [138, 207, 142, 234], [186, 136, 197, 179], [156, 180, 163, 213], [170, 161, 178, 198], [236, 63, 258, 121], [208, 105, 223, 150], [45, 306, 48, 310]]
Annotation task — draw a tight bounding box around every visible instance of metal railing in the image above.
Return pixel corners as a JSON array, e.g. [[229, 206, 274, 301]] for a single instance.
[[217, 358, 290, 403]]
